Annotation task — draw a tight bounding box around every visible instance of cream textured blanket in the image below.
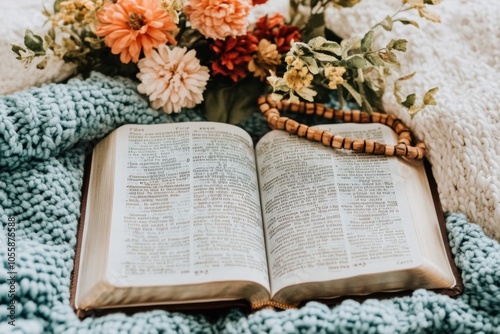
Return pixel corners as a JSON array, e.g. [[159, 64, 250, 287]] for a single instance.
[[2, 0, 499, 240]]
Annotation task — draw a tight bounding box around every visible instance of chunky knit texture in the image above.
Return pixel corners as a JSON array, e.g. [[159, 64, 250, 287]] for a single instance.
[[0, 73, 499, 333], [324, 0, 500, 240]]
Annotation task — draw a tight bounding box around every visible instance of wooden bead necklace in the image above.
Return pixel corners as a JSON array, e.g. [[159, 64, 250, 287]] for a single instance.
[[258, 94, 427, 160]]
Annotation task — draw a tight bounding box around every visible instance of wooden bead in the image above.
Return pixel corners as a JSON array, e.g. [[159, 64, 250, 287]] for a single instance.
[[264, 107, 279, 118], [371, 112, 382, 123], [395, 143, 407, 156], [398, 138, 411, 146], [394, 122, 408, 134], [324, 108, 334, 119], [315, 105, 326, 116], [306, 127, 317, 141], [385, 145, 395, 156], [257, 96, 267, 105], [352, 110, 361, 123], [343, 110, 352, 122], [290, 102, 300, 112], [374, 142, 386, 155], [322, 131, 334, 146], [386, 116, 397, 127], [380, 114, 388, 124], [297, 124, 309, 137], [365, 140, 375, 154], [343, 137, 353, 150], [306, 103, 317, 115], [276, 117, 288, 130], [285, 119, 300, 134], [314, 130, 324, 142], [332, 135, 344, 149], [406, 146, 419, 159], [417, 148, 426, 159], [399, 131, 412, 143], [360, 112, 370, 123], [268, 115, 278, 128], [334, 109, 343, 121], [306, 102, 315, 115], [259, 103, 270, 113], [352, 139, 365, 152]]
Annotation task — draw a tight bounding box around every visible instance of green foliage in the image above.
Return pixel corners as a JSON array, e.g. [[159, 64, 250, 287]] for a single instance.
[[270, 0, 443, 118]]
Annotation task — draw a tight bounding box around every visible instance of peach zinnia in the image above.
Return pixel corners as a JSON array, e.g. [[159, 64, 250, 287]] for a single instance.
[[96, 0, 177, 64], [184, 0, 252, 40]]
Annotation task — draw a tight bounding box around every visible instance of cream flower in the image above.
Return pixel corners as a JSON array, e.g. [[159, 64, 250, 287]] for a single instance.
[[137, 46, 210, 114], [183, 0, 252, 40], [284, 65, 313, 93], [324, 64, 346, 89]]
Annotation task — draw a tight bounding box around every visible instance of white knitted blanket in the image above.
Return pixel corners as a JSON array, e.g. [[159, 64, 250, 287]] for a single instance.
[[2, 0, 500, 240]]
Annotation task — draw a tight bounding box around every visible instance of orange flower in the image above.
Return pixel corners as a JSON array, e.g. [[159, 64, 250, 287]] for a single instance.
[[96, 0, 177, 64], [184, 0, 252, 40]]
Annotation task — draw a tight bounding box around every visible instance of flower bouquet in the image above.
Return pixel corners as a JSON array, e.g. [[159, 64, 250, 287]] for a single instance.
[[12, 0, 443, 124]]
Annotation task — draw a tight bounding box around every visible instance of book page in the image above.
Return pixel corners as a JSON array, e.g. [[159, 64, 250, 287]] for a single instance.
[[256, 123, 422, 295], [107, 123, 269, 291]]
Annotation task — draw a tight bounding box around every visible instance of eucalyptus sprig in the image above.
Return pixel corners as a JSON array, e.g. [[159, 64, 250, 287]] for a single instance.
[[269, 0, 443, 117]]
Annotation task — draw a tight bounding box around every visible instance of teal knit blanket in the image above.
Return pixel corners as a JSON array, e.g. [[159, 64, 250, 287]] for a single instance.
[[1, 73, 499, 334]]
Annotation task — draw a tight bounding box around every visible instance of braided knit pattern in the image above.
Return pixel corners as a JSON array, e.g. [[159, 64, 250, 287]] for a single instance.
[[324, 0, 500, 241], [0, 73, 499, 333]]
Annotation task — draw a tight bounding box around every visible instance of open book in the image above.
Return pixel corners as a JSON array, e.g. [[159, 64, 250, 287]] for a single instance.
[[72, 121, 462, 317]]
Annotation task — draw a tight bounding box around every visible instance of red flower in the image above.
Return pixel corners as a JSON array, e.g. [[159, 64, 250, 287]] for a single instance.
[[274, 25, 302, 53], [252, 0, 268, 4], [254, 14, 301, 53], [210, 32, 259, 82]]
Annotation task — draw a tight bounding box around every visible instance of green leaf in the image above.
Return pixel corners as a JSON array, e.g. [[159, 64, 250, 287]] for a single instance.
[[302, 56, 319, 74], [365, 53, 384, 66], [392, 39, 408, 52], [401, 93, 416, 108], [395, 18, 420, 28], [341, 82, 363, 106], [423, 87, 439, 105], [308, 36, 327, 48], [337, 84, 346, 108], [379, 51, 399, 66], [313, 51, 338, 62], [295, 42, 314, 57], [309, 37, 342, 55], [346, 55, 366, 69], [11, 44, 25, 57], [24, 30, 45, 54], [380, 15, 393, 31], [204, 77, 265, 124], [361, 30, 374, 52], [296, 87, 317, 102], [341, 36, 359, 58], [396, 72, 416, 82]]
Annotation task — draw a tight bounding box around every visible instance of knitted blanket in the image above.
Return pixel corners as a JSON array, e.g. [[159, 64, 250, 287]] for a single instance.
[[1, 0, 500, 333], [1, 72, 500, 334]]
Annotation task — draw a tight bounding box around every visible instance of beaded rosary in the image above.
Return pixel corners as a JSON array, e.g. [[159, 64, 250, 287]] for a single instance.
[[258, 95, 427, 160]]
